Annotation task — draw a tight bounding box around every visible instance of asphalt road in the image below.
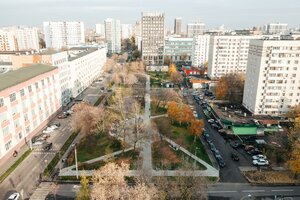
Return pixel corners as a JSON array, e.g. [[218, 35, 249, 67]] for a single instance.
[[42, 182, 300, 200], [186, 90, 248, 183], [0, 117, 73, 200]]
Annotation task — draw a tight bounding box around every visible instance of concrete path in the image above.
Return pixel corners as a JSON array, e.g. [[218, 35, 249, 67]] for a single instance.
[[150, 114, 168, 119]]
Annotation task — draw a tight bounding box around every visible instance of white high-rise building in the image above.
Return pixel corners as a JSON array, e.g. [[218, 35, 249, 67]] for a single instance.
[[95, 24, 105, 37], [187, 22, 206, 37], [43, 21, 85, 49], [174, 17, 182, 35], [104, 18, 121, 54], [192, 35, 210, 67], [266, 23, 288, 35], [133, 21, 142, 50], [14, 27, 39, 51], [207, 35, 263, 79], [243, 40, 300, 116], [0, 30, 17, 51], [141, 12, 165, 65], [121, 24, 133, 39]]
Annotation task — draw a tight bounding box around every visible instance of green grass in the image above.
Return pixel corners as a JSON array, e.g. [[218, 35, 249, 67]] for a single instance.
[[78, 150, 140, 170], [43, 131, 79, 176], [150, 102, 167, 116], [75, 133, 122, 163], [0, 149, 32, 183], [153, 117, 212, 165]]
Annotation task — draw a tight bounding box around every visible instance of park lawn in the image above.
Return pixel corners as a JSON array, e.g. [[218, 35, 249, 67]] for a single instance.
[[152, 140, 206, 170], [149, 72, 170, 87], [150, 101, 167, 116], [78, 150, 140, 170], [153, 117, 211, 165], [74, 133, 122, 164]]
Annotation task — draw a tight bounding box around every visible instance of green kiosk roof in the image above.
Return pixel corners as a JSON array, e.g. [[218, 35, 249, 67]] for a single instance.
[[232, 126, 257, 135]]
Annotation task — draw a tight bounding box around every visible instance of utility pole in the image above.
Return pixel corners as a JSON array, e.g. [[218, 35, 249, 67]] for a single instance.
[[75, 145, 79, 179]]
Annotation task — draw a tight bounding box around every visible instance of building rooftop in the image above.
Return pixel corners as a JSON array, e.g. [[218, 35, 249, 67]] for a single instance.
[[0, 64, 57, 91], [68, 48, 98, 61]]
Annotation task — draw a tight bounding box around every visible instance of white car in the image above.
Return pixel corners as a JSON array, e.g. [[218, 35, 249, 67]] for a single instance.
[[7, 193, 20, 200], [42, 127, 55, 134], [253, 159, 269, 166], [208, 119, 214, 123], [49, 125, 59, 130], [252, 154, 267, 160]]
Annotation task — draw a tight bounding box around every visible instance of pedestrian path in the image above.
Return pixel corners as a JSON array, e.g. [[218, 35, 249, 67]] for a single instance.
[[150, 114, 168, 119]]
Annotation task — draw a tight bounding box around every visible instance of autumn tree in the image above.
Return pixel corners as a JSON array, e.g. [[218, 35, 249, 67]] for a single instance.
[[189, 119, 204, 141], [215, 73, 245, 103], [164, 56, 172, 65], [91, 163, 160, 200], [289, 141, 300, 178], [287, 104, 300, 120], [170, 71, 184, 85], [76, 172, 90, 200], [151, 89, 180, 111], [167, 102, 193, 125], [203, 61, 208, 70], [180, 53, 188, 61], [168, 63, 177, 75]]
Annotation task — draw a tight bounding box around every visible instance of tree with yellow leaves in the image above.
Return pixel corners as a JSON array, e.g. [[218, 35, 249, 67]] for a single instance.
[[168, 63, 177, 75], [289, 141, 300, 178], [189, 119, 204, 142], [76, 172, 90, 200]]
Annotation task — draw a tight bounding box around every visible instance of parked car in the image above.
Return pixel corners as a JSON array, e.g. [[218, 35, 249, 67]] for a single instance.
[[58, 113, 68, 119], [7, 193, 20, 200], [230, 141, 244, 149], [211, 123, 221, 130], [216, 156, 226, 167], [209, 143, 217, 152], [42, 128, 54, 134], [252, 154, 267, 160], [214, 150, 221, 157], [244, 145, 255, 151], [253, 159, 269, 166], [247, 148, 262, 155], [208, 119, 214, 123], [50, 122, 60, 127], [231, 153, 240, 161]]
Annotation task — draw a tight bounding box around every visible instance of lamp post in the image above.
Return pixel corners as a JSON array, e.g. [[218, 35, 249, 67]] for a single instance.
[[74, 144, 79, 179]]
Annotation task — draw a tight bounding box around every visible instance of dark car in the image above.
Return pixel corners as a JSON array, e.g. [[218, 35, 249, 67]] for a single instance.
[[230, 141, 244, 149], [211, 123, 221, 130], [247, 148, 262, 155], [58, 113, 68, 119], [231, 153, 240, 161], [216, 156, 226, 167], [43, 142, 53, 151]]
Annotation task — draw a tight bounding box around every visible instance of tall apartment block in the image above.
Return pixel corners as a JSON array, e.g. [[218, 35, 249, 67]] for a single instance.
[[104, 18, 121, 54], [187, 22, 206, 37], [0, 64, 61, 164], [207, 35, 263, 79], [266, 23, 288, 35], [43, 21, 85, 49], [141, 12, 165, 65], [192, 35, 210, 67], [95, 24, 105, 37], [0, 30, 18, 51], [243, 40, 300, 116], [121, 24, 133, 40], [133, 21, 142, 50], [174, 17, 182, 35]]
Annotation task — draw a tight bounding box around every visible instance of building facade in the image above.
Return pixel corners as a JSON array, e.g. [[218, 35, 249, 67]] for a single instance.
[[243, 40, 300, 116], [266, 23, 288, 35], [43, 21, 85, 49], [164, 37, 193, 63], [0, 64, 61, 163], [187, 22, 206, 37], [95, 24, 105, 37], [121, 24, 133, 40], [14, 27, 39, 51], [207, 35, 263, 79], [68, 47, 107, 97], [141, 12, 165, 65], [192, 35, 210, 67], [0, 30, 18, 51], [133, 21, 142, 50], [174, 17, 182, 35], [104, 18, 121, 54]]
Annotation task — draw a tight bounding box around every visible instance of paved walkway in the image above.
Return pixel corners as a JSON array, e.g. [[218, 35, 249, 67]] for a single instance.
[[150, 114, 168, 119]]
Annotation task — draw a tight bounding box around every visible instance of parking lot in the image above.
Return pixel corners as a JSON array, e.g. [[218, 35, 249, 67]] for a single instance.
[[185, 89, 269, 183]]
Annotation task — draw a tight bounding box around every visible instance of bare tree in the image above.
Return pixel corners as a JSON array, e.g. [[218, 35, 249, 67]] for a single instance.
[[91, 163, 160, 200], [170, 71, 184, 85], [151, 89, 181, 111]]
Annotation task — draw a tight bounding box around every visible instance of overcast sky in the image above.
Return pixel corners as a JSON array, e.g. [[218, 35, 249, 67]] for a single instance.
[[0, 0, 300, 29]]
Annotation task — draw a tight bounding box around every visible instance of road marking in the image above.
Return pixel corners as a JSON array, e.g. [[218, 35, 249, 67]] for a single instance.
[[242, 190, 265, 193], [271, 189, 294, 192], [208, 191, 237, 193]]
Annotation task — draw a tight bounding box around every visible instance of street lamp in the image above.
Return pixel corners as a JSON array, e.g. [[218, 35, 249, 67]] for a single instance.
[[74, 144, 79, 179]]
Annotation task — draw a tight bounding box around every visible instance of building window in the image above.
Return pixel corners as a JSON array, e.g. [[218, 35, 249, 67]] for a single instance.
[[9, 93, 16, 102], [18, 132, 22, 139], [20, 89, 25, 96], [28, 85, 32, 92], [35, 82, 39, 89], [41, 80, 45, 86], [5, 140, 12, 151], [0, 98, 4, 107]]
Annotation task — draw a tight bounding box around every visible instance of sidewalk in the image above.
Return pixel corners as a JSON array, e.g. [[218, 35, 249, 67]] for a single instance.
[[0, 142, 30, 177]]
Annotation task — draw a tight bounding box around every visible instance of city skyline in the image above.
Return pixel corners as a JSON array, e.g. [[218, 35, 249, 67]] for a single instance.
[[0, 0, 300, 29]]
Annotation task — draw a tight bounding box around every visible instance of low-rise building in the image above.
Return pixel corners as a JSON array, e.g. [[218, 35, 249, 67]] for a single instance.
[[243, 40, 300, 115], [0, 64, 61, 164], [146, 65, 168, 72], [164, 37, 193, 64]]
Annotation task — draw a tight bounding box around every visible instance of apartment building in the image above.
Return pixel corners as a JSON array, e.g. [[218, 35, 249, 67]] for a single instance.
[[174, 17, 182, 35], [133, 21, 142, 50], [95, 24, 105, 37], [207, 35, 263, 79], [14, 27, 39, 51], [192, 35, 210, 67], [164, 37, 193, 63], [121, 24, 133, 39], [187, 22, 206, 37], [68, 47, 107, 97], [243, 40, 300, 116], [266, 23, 288, 35], [0, 64, 61, 163], [141, 12, 165, 65], [43, 21, 85, 49], [0, 30, 18, 51], [104, 18, 121, 54]]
